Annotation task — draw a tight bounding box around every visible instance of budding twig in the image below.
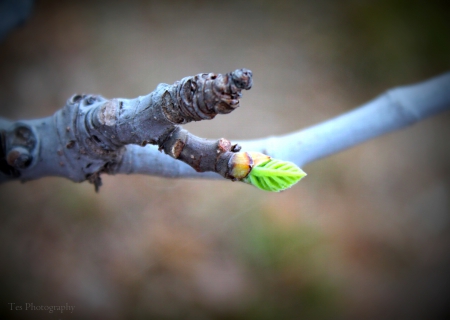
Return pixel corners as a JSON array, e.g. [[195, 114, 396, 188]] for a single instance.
[[0, 69, 262, 190], [4, 70, 445, 191]]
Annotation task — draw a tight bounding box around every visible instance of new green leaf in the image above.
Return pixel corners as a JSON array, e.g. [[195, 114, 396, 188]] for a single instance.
[[244, 159, 307, 192]]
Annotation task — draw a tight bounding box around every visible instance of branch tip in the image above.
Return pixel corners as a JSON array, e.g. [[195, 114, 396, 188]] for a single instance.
[[162, 69, 253, 124], [231, 68, 253, 90]]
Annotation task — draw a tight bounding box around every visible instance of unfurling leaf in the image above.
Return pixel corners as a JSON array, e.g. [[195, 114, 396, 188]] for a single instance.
[[244, 158, 307, 192]]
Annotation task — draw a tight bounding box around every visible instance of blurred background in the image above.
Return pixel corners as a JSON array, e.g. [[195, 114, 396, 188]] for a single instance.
[[1, 0, 450, 319]]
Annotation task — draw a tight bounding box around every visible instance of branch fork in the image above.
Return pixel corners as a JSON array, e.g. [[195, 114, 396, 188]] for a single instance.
[[5, 68, 447, 191], [1, 68, 295, 191]]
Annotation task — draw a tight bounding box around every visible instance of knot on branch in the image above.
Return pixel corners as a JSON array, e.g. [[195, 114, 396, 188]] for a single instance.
[[53, 94, 125, 186], [162, 68, 253, 124], [0, 124, 37, 178]]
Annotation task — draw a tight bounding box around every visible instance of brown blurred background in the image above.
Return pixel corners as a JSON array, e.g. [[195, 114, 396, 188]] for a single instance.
[[1, 0, 450, 319]]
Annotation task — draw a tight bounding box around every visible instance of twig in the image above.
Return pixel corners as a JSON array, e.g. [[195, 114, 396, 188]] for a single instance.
[[114, 72, 450, 177], [1, 71, 449, 190]]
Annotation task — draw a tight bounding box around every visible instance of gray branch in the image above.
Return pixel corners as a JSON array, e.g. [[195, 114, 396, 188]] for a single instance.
[[0, 69, 254, 188], [1, 71, 449, 188], [238, 72, 450, 167], [113, 72, 450, 179]]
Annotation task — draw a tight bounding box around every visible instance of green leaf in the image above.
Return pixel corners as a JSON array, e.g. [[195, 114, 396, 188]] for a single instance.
[[244, 159, 307, 192]]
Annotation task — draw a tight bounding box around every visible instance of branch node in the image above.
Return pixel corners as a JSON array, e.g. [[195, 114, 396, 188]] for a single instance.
[[0, 123, 38, 177], [161, 69, 253, 124], [6, 146, 31, 169]]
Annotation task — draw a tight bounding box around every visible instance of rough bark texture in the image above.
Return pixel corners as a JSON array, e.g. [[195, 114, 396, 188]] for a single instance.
[[1, 71, 449, 189], [159, 126, 245, 180], [0, 69, 253, 189], [114, 71, 450, 179]]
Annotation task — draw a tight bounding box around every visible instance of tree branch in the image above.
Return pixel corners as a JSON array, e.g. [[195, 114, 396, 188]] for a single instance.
[[238, 71, 450, 167], [1, 71, 449, 190], [113, 72, 450, 177], [0, 69, 255, 189]]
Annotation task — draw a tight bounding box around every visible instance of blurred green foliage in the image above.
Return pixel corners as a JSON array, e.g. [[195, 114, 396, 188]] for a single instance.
[[338, 0, 450, 88], [234, 207, 339, 319]]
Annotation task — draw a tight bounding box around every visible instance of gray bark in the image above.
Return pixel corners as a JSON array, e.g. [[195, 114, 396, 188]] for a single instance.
[[1, 71, 449, 189]]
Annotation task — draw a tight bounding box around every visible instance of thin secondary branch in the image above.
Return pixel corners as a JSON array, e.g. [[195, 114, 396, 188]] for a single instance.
[[0, 69, 254, 187], [115, 72, 450, 177], [239, 72, 450, 167], [1, 71, 449, 187]]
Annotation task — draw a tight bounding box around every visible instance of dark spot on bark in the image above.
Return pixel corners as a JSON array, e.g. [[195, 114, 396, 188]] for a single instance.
[[191, 155, 202, 172], [66, 140, 75, 149], [86, 163, 92, 168], [231, 144, 241, 152], [69, 94, 82, 104], [20, 128, 36, 148], [92, 135, 101, 143], [86, 95, 97, 105], [15, 126, 30, 141]]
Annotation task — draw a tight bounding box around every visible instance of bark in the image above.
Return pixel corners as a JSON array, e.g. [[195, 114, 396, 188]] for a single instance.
[[1, 70, 449, 190], [0, 69, 253, 189], [115, 72, 450, 178]]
